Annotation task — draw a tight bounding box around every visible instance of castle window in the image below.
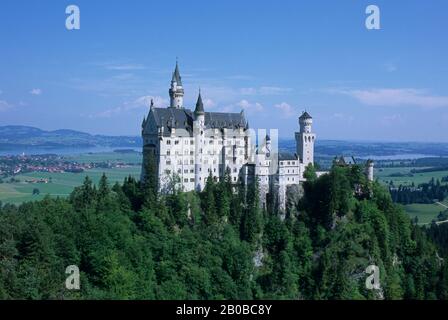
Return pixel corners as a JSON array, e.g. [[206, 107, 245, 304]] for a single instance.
[[175, 140, 179, 145], [167, 150, 170, 155], [190, 178, 194, 182], [184, 169, 188, 173], [167, 140, 171, 145], [190, 140, 194, 145], [178, 169, 181, 174], [184, 179, 188, 183], [166, 160, 171, 165]]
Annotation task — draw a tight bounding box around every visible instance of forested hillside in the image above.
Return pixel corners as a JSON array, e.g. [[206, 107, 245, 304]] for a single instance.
[[0, 161, 447, 299]]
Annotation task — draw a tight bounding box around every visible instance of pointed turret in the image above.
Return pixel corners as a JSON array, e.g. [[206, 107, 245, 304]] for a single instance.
[[194, 90, 205, 115], [169, 60, 184, 108], [171, 61, 182, 86]]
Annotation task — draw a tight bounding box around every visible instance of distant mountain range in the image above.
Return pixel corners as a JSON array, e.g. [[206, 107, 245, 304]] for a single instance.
[[1, 125, 448, 158], [0, 125, 142, 150]]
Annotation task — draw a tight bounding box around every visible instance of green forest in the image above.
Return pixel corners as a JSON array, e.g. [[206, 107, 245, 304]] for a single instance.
[[0, 158, 447, 300]]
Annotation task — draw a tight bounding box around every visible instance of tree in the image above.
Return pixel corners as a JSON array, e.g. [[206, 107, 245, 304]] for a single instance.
[[240, 180, 262, 244], [303, 163, 317, 182]]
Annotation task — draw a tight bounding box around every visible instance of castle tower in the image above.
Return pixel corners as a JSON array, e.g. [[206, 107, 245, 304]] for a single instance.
[[295, 111, 316, 167], [193, 90, 205, 191], [265, 134, 271, 157], [169, 61, 184, 108], [366, 159, 374, 182]]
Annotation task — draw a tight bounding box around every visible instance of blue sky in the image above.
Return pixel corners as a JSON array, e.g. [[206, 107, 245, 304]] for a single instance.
[[0, 0, 447, 141]]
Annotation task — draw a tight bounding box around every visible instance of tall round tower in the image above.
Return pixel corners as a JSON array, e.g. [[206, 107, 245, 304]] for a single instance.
[[366, 159, 374, 182], [299, 111, 313, 133], [193, 90, 205, 191], [169, 61, 184, 108], [295, 111, 316, 167]]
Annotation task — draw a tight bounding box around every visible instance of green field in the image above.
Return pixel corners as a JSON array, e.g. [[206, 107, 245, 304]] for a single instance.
[[375, 167, 448, 224], [402, 203, 446, 225], [376, 167, 448, 186], [0, 166, 140, 205]]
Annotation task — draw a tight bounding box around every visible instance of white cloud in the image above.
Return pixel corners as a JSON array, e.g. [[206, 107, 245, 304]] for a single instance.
[[259, 86, 293, 95], [203, 98, 216, 109], [331, 88, 448, 108], [274, 102, 295, 118], [105, 63, 146, 71], [240, 87, 258, 95], [30, 88, 42, 95], [332, 112, 355, 123], [89, 95, 168, 118], [0, 100, 12, 111], [237, 99, 264, 113], [134, 95, 168, 108], [212, 99, 264, 114], [381, 114, 405, 126], [384, 63, 398, 73], [240, 86, 293, 96]]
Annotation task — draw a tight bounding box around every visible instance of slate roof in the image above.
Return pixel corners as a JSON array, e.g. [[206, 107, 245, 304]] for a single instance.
[[278, 152, 298, 161], [144, 107, 247, 136], [171, 62, 182, 86], [194, 92, 204, 115], [299, 111, 312, 120]]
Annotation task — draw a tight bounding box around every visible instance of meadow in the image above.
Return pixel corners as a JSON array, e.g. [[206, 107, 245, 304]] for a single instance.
[[375, 167, 448, 186], [0, 152, 141, 205], [375, 167, 448, 225], [1, 153, 447, 226]]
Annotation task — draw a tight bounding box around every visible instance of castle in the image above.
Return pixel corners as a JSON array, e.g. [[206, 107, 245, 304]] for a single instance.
[[141, 62, 372, 211]]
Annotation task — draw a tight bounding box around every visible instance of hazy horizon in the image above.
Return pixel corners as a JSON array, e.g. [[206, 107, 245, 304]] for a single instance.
[[1, 0, 447, 141]]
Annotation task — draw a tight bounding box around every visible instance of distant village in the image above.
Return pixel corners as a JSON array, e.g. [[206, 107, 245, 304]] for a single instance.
[[0, 154, 132, 183]]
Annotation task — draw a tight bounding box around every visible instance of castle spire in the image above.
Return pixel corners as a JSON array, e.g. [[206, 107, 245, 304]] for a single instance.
[[171, 60, 182, 86], [194, 89, 205, 115], [169, 60, 184, 108]]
